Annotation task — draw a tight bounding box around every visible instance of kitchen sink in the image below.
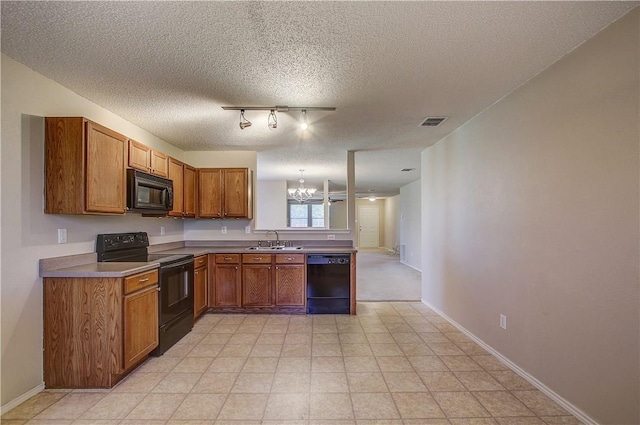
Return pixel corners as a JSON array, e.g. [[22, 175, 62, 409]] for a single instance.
[[246, 246, 303, 251]]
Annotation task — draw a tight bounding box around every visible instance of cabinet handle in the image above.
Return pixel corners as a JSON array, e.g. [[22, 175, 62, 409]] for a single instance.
[[235, 266, 238, 270], [156, 287, 161, 292], [195, 270, 199, 275], [138, 277, 149, 283], [286, 257, 294, 261], [268, 266, 271, 270], [224, 257, 232, 261], [253, 257, 262, 261]]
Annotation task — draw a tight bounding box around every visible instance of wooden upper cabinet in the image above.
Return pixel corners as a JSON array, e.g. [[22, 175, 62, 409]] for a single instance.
[[198, 169, 223, 218], [45, 117, 126, 215], [183, 165, 196, 217], [168, 158, 185, 217], [150, 150, 169, 177], [128, 139, 168, 177], [168, 158, 197, 218], [198, 168, 253, 219]]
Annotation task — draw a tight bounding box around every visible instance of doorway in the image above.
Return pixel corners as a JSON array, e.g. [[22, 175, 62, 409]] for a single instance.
[[358, 205, 379, 248]]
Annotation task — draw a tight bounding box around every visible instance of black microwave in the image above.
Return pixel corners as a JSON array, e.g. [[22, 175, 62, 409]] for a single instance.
[[126, 169, 174, 214]]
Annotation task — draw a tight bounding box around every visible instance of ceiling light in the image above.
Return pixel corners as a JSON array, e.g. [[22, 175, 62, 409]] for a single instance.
[[222, 105, 335, 130], [239, 110, 252, 130], [268, 110, 277, 129], [369, 196, 376, 201], [288, 169, 317, 203]]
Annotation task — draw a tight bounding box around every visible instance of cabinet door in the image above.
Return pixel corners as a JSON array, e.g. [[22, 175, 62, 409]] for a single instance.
[[168, 158, 184, 217], [151, 150, 169, 177], [214, 264, 241, 306], [86, 122, 127, 213], [194, 266, 208, 318], [242, 265, 272, 306], [198, 169, 223, 218], [223, 168, 252, 218], [275, 265, 305, 306], [183, 165, 197, 217], [128, 139, 151, 172], [123, 285, 158, 370]]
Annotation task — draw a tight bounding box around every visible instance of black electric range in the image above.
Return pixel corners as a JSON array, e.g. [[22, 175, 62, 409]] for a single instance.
[[96, 232, 194, 356]]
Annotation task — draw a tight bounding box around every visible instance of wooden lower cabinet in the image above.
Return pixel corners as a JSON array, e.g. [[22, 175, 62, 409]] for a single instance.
[[44, 270, 159, 388], [242, 254, 273, 307], [211, 254, 242, 307], [193, 255, 208, 318], [275, 254, 306, 307]]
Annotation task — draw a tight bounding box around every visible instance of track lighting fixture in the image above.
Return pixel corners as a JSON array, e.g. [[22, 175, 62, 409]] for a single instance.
[[222, 105, 336, 130], [268, 110, 277, 129], [239, 110, 252, 130]]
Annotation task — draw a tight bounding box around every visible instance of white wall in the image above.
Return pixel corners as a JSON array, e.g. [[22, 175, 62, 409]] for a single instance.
[[399, 180, 421, 270], [0, 55, 186, 409], [255, 180, 288, 229], [421, 10, 639, 424], [383, 195, 399, 251]]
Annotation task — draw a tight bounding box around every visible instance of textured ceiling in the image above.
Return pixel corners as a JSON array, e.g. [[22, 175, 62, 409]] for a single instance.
[[2, 1, 636, 197]]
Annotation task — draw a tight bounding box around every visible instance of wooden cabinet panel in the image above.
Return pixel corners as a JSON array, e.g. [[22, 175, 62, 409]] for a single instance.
[[123, 285, 159, 370], [45, 117, 126, 215], [275, 265, 305, 306], [168, 158, 184, 217], [124, 269, 158, 294], [242, 265, 272, 306], [86, 122, 127, 213], [198, 168, 252, 219], [223, 168, 253, 218], [128, 139, 169, 177], [275, 254, 305, 264], [184, 165, 197, 217], [198, 169, 223, 218], [194, 255, 208, 318], [214, 264, 241, 307], [168, 159, 197, 218], [150, 150, 168, 177], [215, 254, 240, 263], [242, 254, 273, 264], [44, 270, 159, 388], [128, 139, 151, 172]]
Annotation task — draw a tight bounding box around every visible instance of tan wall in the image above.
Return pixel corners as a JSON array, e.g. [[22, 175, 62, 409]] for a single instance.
[[421, 10, 639, 424]]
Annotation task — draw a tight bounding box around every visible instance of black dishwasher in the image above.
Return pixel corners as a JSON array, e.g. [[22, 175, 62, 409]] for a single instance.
[[307, 254, 351, 314]]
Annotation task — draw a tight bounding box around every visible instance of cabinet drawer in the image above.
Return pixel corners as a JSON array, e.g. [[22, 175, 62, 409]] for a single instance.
[[215, 254, 240, 264], [275, 253, 305, 264], [124, 269, 159, 294], [194, 255, 208, 268], [242, 254, 273, 264]]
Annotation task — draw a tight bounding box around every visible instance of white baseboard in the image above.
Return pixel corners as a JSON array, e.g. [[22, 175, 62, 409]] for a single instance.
[[400, 260, 421, 272], [1, 383, 45, 416], [421, 299, 598, 425]]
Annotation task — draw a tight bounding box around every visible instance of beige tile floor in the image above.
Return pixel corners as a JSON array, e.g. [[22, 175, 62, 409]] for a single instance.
[[2, 302, 582, 425]]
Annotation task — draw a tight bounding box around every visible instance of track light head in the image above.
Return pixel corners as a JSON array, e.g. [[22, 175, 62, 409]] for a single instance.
[[239, 110, 252, 130], [268, 110, 277, 129], [300, 109, 308, 131]]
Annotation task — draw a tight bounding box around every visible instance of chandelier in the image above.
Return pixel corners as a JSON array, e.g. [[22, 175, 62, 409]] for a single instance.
[[288, 169, 317, 203]]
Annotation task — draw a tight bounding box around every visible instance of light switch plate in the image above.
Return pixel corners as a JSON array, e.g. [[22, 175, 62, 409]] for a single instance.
[[221, 226, 227, 234]]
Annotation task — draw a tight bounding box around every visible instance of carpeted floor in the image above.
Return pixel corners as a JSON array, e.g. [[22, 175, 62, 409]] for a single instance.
[[356, 248, 422, 301]]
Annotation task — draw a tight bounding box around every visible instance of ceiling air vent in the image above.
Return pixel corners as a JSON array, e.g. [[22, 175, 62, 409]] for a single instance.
[[420, 117, 447, 127]]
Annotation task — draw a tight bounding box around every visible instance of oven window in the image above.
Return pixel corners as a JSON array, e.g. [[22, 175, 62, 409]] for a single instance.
[[165, 269, 188, 307]]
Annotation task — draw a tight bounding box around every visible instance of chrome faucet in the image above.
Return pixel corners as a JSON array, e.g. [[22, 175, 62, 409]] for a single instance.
[[266, 230, 280, 247]]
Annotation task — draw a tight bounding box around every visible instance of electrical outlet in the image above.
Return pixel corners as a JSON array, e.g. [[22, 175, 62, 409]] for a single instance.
[[500, 314, 507, 330], [57, 228, 67, 244], [221, 225, 227, 234], [160, 226, 165, 236], [245, 225, 251, 234], [327, 234, 336, 240]]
